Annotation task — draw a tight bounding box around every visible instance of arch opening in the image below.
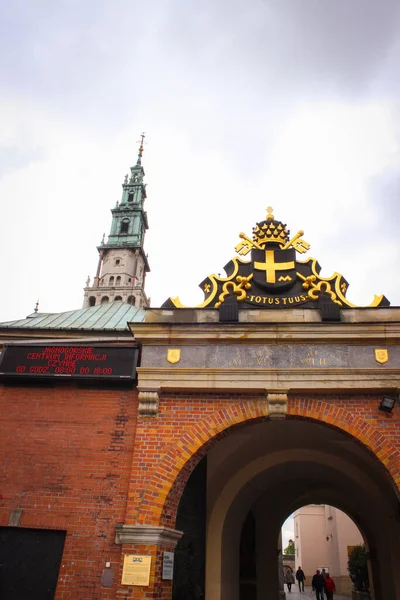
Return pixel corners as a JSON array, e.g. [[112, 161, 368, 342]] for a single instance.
[[280, 504, 367, 598], [169, 417, 400, 600]]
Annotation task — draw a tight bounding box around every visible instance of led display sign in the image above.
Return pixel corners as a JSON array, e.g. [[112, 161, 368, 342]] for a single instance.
[[0, 345, 139, 380]]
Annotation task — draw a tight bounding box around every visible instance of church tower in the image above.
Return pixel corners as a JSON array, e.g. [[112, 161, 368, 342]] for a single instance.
[[83, 135, 150, 308]]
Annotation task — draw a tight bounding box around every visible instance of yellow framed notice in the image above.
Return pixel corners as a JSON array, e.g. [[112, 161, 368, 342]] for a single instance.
[[121, 554, 151, 586]]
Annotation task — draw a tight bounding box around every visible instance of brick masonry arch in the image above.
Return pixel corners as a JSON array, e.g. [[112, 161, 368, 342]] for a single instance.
[[133, 395, 400, 527]]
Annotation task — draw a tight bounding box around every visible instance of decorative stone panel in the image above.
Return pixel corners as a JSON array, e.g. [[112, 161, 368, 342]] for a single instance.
[[267, 390, 288, 419], [138, 390, 159, 417]]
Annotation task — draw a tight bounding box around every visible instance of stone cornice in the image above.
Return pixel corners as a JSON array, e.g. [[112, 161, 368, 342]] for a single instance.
[[129, 321, 400, 345], [115, 524, 183, 548], [137, 366, 400, 393]]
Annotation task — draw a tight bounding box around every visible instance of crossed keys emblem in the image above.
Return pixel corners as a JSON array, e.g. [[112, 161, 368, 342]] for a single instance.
[[235, 230, 310, 256]]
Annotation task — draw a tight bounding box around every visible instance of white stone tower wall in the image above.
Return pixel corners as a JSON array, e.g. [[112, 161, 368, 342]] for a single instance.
[[83, 248, 148, 308]]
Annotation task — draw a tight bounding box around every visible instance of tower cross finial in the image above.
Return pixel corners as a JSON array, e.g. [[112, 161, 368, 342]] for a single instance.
[[136, 132, 146, 165], [266, 206, 274, 220]]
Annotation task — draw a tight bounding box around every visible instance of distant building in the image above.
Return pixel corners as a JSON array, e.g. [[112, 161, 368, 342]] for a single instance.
[[294, 504, 363, 595]]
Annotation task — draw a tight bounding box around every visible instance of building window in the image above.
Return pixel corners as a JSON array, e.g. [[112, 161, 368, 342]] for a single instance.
[[128, 193, 134, 202], [116, 276, 121, 286], [133, 174, 138, 183], [115, 258, 121, 266], [101, 296, 109, 304], [115, 296, 122, 301], [120, 220, 129, 234], [109, 276, 114, 285], [127, 295, 135, 306], [88, 296, 96, 306]]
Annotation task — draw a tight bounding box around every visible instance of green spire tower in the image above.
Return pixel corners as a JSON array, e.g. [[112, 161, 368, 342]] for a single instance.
[[83, 135, 150, 308]]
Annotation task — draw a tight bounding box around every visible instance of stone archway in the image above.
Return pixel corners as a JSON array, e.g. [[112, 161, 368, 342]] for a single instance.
[[130, 398, 399, 531], [203, 418, 400, 600], [120, 400, 400, 599], [123, 403, 400, 600]]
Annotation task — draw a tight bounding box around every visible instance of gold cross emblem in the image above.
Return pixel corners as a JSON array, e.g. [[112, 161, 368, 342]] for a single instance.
[[254, 250, 295, 283]]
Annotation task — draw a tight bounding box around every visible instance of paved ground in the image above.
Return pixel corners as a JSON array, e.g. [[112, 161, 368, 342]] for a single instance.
[[284, 585, 350, 599]]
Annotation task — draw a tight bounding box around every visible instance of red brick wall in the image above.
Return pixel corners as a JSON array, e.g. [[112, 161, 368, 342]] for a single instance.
[[0, 383, 138, 599], [1, 384, 399, 600]]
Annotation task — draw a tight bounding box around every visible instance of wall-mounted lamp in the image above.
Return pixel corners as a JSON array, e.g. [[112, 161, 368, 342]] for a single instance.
[[379, 396, 397, 413]]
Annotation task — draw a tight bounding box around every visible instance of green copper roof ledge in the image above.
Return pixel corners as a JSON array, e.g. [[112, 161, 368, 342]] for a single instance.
[[0, 302, 145, 332]]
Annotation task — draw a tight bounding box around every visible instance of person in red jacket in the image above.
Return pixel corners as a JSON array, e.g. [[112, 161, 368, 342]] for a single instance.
[[323, 573, 336, 600]]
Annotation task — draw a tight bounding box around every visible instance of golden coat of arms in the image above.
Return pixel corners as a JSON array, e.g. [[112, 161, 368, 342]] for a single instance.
[[167, 349, 181, 364], [163, 207, 389, 311], [374, 349, 388, 365]]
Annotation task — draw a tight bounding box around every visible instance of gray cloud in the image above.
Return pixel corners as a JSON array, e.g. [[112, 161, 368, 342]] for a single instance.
[[0, 145, 45, 179], [0, 0, 399, 319]]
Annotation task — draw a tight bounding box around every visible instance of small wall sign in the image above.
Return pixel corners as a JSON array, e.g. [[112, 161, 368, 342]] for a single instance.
[[121, 554, 151, 586], [162, 551, 174, 580]]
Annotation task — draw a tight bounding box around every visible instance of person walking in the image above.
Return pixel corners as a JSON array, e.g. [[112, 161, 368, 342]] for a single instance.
[[284, 568, 295, 592], [323, 573, 336, 600], [296, 566, 306, 592], [320, 569, 327, 599], [311, 569, 325, 600]]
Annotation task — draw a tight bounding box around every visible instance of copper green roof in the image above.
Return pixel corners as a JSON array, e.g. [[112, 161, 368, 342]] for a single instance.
[[0, 302, 145, 332]]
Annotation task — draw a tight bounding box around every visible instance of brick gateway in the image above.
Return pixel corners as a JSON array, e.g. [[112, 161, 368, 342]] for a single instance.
[[1, 203, 399, 599]]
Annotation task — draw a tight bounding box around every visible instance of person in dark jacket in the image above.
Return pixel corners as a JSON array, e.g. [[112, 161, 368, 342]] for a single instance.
[[296, 566, 306, 592], [312, 569, 325, 600], [321, 569, 327, 598], [323, 573, 336, 600]]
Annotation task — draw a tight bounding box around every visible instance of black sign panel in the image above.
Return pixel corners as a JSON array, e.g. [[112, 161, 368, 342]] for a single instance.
[[0, 345, 139, 380]]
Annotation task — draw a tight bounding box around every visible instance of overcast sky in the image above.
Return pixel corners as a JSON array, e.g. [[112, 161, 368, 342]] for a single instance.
[[1, 0, 400, 322]]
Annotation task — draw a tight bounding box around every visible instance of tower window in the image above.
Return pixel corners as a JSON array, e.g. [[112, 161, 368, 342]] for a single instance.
[[115, 258, 121, 266], [128, 295, 136, 306], [115, 296, 122, 301], [88, 296, 96, 306], [133, 174, 138, 183], [120, 220, 129, 234], [109, 276, 114, 285], [116, 276, 121, 286], [128, 193, 134, 202], [101, 296, 109, 304]]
